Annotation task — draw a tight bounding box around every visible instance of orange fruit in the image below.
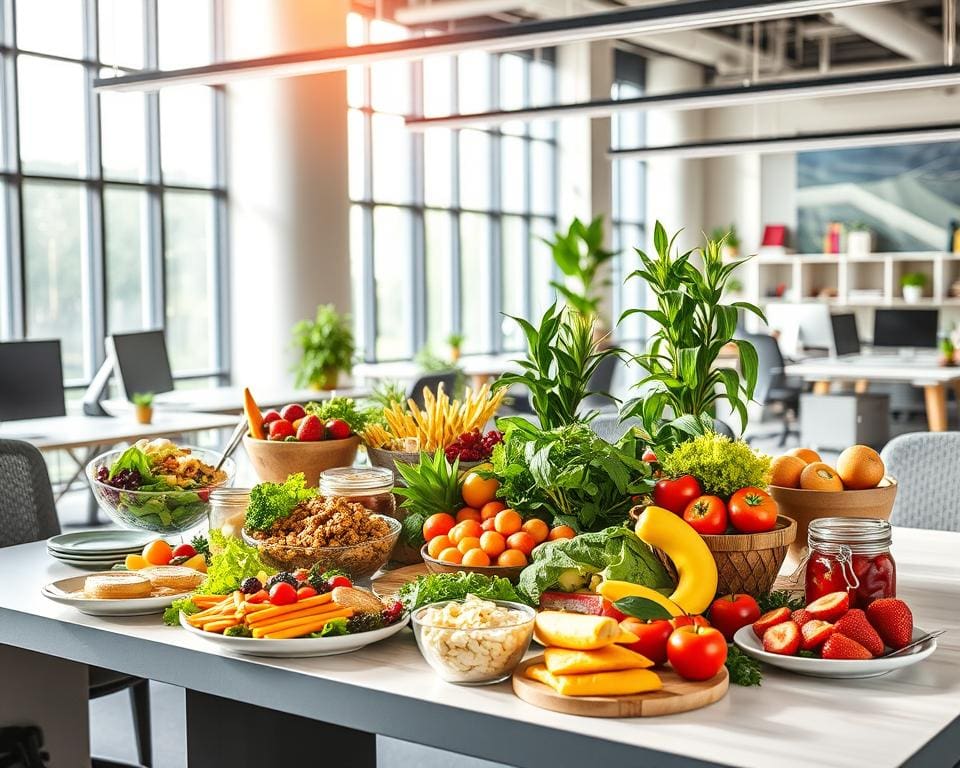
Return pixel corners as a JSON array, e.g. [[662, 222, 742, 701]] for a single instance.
[[456, 507, 481, 523], [836, 445, 885, 490], [124, 554, 148, 570], [427, 535, 453, 559], [788, 447, 821, 465], [506, 531, 536, 556], [494, 509, 522, 536], [462, 548, 491, 567], [480, 501, 507, 520], [437, 547, 463, 564], [142, 539, 173, 566], [770, 455, 806, 488], [422, 513, 456, 541], [521, 518, 549, 544], [548, 525, 576, 541], [800, 462, 843, 491], [462, 471, 499, 509], [449, 520, 483, 544], [497, 549, 528, 567], [481, 518, 497, 532], [479, 530, 506, 557], [182, 553, 207, 573], [457, 536, 482, 555]]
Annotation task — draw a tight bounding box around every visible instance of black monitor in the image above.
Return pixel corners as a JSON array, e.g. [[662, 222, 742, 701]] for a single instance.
[[109, 330, 175, 400], [0, 340, 66, 420], [873, 309, 938, 348], [831, 313, 861, 357]]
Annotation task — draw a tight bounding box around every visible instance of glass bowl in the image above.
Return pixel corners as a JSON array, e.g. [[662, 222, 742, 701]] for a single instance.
[[411, 599, 536, 685], [87, 447, 235, 534], [241, 515, 401, 579]]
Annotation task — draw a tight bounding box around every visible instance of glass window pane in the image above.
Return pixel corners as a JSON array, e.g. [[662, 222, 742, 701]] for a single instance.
[[458, 51, 490, 113], [23, 181, 85, 380], [530, 217, 556, 318], [459, 213, 491, 354], [164, 191, 216, 372], [349, 205, 367, 358], [373, 206, 413, 360], [530, 140, 554, 216], [501, 136, 525, 213], [100, 88, 147, 181], [501, 216, 526, 350], [425, 210, 453, 351], [529, 58, 555, 139], [158, 0, 212, 70], [104, 187, 148, 334], [616, 159, 643, 223], [160, 86, 214, 185], [18, 56, 86, 176], [423, 55, 452, 118], [615, 223, 645, 340], [371, 113, 411, 204], [459, 130, 490, 211], [17, 0, 83, 58], [370, 21, 409, 115], [424, 128, 452, 207], [99, 0, 144, 68], [348, 109, 366, 200], [346, 12, 366, 47]]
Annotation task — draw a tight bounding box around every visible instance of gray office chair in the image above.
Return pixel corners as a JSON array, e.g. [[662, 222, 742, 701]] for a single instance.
[[407, 371, 458, 409], [742, 332, 802, 446], [0, 440, 152, 768], [881, 433, 960, 532]]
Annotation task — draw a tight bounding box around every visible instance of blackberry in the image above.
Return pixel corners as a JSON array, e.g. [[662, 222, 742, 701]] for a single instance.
[[239, 577, 263, 595], [265, 572, 298, 591]]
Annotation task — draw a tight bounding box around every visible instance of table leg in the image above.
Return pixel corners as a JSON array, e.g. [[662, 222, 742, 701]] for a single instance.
[[923, 384, 948, 432], [186, 690, 376, 766], [470, 373, 491, 390], [812, 381, 831, 395]]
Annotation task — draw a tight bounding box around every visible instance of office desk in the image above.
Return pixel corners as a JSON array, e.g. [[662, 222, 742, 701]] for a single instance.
[[104, 385, 371, 415], [785, 353, 960, 431], [355, 353, 522, 389]]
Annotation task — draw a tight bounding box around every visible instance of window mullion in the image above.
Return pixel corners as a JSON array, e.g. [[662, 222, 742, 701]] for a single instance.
[[410, 56, 425, 355], [488, 54, 501, 354], [450, 55, 461, 339], [1, 0, 22, 338], [143, 0, 163, 330]]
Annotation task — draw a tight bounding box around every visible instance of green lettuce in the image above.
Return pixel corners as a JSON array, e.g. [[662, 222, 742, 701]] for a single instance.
[[195, 530, 276, 595], [163, 597, 200, 626], [397, 572, 530, 610], [245, 473, 318, 531]]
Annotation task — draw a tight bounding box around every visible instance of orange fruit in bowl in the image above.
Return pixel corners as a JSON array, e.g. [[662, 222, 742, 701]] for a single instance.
[[770, 455, 806, 488], [480, 501, 506, 520], [800, 462, 843, 491], [437, 547, 463, 564], [427, 535, 453, 559], [462, 548, 491, 567], [494, 509, 522, 536], [457, 536, 482, 555], [124, 554, 149, 570], [480, 531, 506, 557], [548, 525, 576, 541], [506, 531, 536, 556], [462, 471, 499, 509], [521, 518, 549, 544], [497, 549, 528, 567], [787, 447, 821, 465], [449, 520, 483, 544], [456, 507, 481, 523], [422, 513, 456, 541], [481, 517, 496, 532], [142, 540, 173, 566], [836, 445, 885, 490]]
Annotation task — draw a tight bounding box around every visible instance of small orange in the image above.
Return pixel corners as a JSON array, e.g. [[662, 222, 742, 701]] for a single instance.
[[462, 471, 500, 509], [494, 509, 522, 536], [497, 549, 528, 567], [548, 525, 576, 541], [770, 455, 806, 488], [479, 530, 506, 557], [142, 539, 173, 566], [449, 519, 483, 544], [457, 536, 482, 555], [481, 517, 497, 532], [437, 547, 463, 564], [480, 501, 507, 520], [462, 548, 491, 567], [124, 553, 148, 570], [456, 507, 481, 523], [836, 444, 885, 490], [506, 531, 536, 556], [521, 518, 549, 544], [788, 447, 821, 465], [800, 462, 843, 491], [422, 512, 456, 541], [427, 535, 453, 559]]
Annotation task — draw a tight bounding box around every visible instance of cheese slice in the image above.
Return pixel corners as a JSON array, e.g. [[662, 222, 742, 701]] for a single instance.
[[526, 664, 662, 697], [543, 645, 653, 675], [534, 611, 621, 650]]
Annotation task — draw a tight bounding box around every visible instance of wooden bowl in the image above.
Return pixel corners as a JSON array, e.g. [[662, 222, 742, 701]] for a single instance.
[[768, 476, 897, 564], [366, 446, 420, 484], [242, 435, 361, 487], [420, 544, 525, 583]]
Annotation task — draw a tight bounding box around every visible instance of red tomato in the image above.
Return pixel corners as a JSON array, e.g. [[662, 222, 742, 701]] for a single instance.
[[652, 475, 703, 514], [600, 599, 626, 623], [667, 625, 728, 681], [669, 614, 711, 630], [620, 618, 673, 666], [422, 513, 456, 541], [682, 495, 728, 535], [296, 585, 317, 600], [327, 575, 352, 590], [708, 593, 762, 641], [268, 582, 297, 606], [171, 543, 196, 559], [728, 487, 778, 533]]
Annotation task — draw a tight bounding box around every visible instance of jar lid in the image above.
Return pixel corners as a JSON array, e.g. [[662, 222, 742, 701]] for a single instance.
[[808, 517, 891, 548], [210, 488, 252, 502], [319, 466, 393, 495]]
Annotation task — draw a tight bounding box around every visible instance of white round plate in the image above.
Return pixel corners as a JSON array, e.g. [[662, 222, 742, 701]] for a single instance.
[[48, 557, 124, 571], [47, 530, 158, 554], [41, 576, 190, 616], [179, 612, 410, 658], [47, 548, 135, 561], [733, 625, 937, 679]]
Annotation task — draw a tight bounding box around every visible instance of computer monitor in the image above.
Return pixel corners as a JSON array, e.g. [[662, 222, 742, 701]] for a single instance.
[[830, 313, 861, 357], [763, 303, 834, 357], [0, 340, 66, 420], [108, 330, 175, 400], [873, 309, 938, 349]]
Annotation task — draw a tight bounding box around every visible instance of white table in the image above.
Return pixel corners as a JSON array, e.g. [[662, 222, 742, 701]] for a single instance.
[[785, 353, 960, 431], [0, 527, 958, 767], [104, 385, 371, 415], [355, 353, 522, 390]]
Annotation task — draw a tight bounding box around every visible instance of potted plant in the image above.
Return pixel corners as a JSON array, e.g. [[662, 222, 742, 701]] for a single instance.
[[292, 304, 355, 390], [445, 332, 465, 362], [900, 273, 927, 304], [542, 215, 615, 330], [709, 225, 740, 261], [131, 392, 154, 425], [846, 222, 872, 258], [939, 336, 956, 367]]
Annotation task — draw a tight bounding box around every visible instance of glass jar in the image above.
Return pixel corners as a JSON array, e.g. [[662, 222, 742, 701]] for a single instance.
[[208, 488, 251, 538], [804, 517, 896, 608], [319, 467, 396, 517]]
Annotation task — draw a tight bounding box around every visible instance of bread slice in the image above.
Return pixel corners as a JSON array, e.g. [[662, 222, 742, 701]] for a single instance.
[[85, 572, 152, 599]]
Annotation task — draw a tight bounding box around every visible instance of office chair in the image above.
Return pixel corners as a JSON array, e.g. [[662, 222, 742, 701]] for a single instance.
[[742, 332, 802, 447], [407, 372, 459, 410], [881, 433, 960, 532], [581, 354, 621, 414]]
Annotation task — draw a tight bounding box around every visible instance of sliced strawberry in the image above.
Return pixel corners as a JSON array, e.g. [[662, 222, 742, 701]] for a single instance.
[[763, 621, 801, 655], [866, 598, 914, 650], [822, 633, 872, 660], [806, 591, 850, 622], [800, 619, 835, 650], [834, 609, 884, 656], [752, 607, 791, 639], [791, 608, 813, 626]]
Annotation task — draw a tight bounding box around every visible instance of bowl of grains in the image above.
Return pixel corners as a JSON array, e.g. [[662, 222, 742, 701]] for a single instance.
[[242, 495, 401, 579]]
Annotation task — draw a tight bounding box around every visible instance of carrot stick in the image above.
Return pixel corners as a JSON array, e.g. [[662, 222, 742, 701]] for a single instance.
[[252, 608, 353, 638], [244, 593, 333, 622], [192, 596, 226, 607], [263, 611, 355, 639], [250, 607, 351, 636], [202, 618, 240, 633], [247, 601, 343, 628]]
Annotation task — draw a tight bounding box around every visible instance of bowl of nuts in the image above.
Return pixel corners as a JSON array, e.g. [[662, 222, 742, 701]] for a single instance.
[[411, 596, 536, 685]]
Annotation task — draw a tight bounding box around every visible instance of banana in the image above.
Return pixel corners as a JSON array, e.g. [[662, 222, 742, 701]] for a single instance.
[[596, 580, 683, 618], [633, 505, 718, 615]]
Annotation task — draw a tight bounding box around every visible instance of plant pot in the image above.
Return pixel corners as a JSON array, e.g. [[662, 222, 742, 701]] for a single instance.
[[450, 346, 461, 362], [311, 368, 340, 391], [846, 230, 872, 258], [902, 285, 923, 304], [720, 244, 739, 261], [242, 434, 360, 486], [134, 404, 153, 425]]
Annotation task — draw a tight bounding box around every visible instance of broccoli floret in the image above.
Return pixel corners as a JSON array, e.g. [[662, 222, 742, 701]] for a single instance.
[[346, 612, 385, 634], [224, 625, 253, 638]]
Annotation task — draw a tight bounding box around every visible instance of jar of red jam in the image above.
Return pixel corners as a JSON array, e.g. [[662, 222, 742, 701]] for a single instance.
[[805, 518, 896, 608]]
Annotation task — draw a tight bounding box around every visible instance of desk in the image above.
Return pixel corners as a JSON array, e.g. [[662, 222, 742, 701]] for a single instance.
[[355, 353, 522, 390], [105, 385, 371, 415], [785, 354, 960, 431], [1, 527, 958, 767]]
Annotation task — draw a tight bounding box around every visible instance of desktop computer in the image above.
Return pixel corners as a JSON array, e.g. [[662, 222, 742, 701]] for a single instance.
[[108, 330, 175, 400], [0, 340, 66, 421], [764, 303, 835, 358], [872, 309, 938, 349], [830, 313, 861, 357]]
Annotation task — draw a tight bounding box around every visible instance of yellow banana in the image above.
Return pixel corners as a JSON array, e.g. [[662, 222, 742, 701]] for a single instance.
[[633, 505, 718, 615], [596, 580, 683, 618]]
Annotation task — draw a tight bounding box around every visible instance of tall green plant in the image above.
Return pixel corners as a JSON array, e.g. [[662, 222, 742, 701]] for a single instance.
[[543, 215, 615, 320], [494, 303, 619, 429], [620, 222, 764, 451], [292, 304, 355, 388]]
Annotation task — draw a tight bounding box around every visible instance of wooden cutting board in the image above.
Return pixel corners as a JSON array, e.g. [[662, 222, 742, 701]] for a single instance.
[[371, 563, 430, 600], [512, 656, 728, 718]]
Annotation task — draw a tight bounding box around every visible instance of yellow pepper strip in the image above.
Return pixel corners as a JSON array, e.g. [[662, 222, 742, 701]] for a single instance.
[[526, 663, 662, 696], [543, 645, 653, 676]]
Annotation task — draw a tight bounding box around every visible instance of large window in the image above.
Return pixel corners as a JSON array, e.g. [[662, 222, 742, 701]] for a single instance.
[[347, 13, 558, 361], [0, 0, 228, 387]]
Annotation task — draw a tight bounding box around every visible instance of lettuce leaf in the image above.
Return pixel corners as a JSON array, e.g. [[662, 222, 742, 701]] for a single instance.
[[397, 572, 529, 610], [108, 446, 156, 482], [163, 597, 200, 626], [195, 530, 276, 595], [244, 473, 318, 532]]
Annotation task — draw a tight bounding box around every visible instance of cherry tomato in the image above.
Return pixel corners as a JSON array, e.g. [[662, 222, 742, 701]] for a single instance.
[[708, 593, 762, 641], [600, 599, 626, 622], [296, 585, 318, 600], [620, 618, 673, 666], [268, 581, 297, 606], [327, 575, 352, 590], [246, 589, 269, 604], [171, 543, 196, 559], [682, 495, 728, 535], [728, 487, 779, 533], [652, 475, 703, 515], [667, 625, 728, 681]]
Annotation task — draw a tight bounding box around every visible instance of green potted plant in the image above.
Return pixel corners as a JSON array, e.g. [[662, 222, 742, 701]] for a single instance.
[[542, 215, 615, 329], [939, 336, 956, 367], [709, 224, 740, 260], [131, 392, 154, 425], [445, 332, 465, 362], [900, 272, 927, 304], [847, 221, 872, 257], [292, 304, 355, 390]]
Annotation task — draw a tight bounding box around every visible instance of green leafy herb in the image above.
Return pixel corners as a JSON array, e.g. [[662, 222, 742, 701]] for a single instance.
[[224, 625, 253, 638], [661, 433, 771, 499], [312, 617, 349, 637], [614, 596, 675, 622], [757, 590, 805, 614], [400, 512, 427, 549], [397, 572, 529, 611], [306, 565, 349, 591], [394, 451, 462, 548], [304, 396, 375, 435], [726, 645, 762, 686], [163, 597, 200, 626], [292, 303, 355, 388], [191, 534, 211, 563], [346, 612, 385, 633], [797, 649, 818, 659], [108, 446, 156, 483], [245, 473, 318, 532], [131, 392, 154, 407], [195, 530, 276, 595], [541, 215, 616, 321]]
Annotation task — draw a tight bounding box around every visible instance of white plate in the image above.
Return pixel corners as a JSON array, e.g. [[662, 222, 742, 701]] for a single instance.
[[47, 547, 136, 560], [41, 576, 191, 617], [48, 558, 124, 571], [179, 612, 410, 658], [733, 625, 937, 679], [47, 530, 158, 554]]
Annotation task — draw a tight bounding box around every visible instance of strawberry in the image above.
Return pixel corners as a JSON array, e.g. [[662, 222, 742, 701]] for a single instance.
[[296, 414, 325, 442], [268, 419, 296, 440], [763, 621, 801, 655], [866, 598, 914, 650], [262, 409, 282, 426], [805, 591, 850, 622], [834, 609, 884, 656], [822, 633, 872, 660], [325, 418, 351, 440], [752, 607, 791, 639], [800, 619, 835, 650], [791, 608, 813, 626], [280, 403, 306, 422]]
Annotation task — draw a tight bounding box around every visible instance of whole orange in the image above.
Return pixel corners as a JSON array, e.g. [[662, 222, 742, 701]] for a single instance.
[[506, 531, 536, 556], [457, 536, 482, 555], [548, 525, 576, 541], [462, 471, 499, 509], [788, 447, 821, 465], [462, 549, 491, 567], [770, 455, 805, 488], [437, 547, 463, 564], [494, 509, 522, 536], [480, 501, 506, 520], [427, 535, 453, 559], [479, 530, 507, 557], [521, 518, 549, 544], [142, 539, 173, 566], [456, 507, 481, 523], [497, 549, 528, 567], [800, 462, 843, 491], [449, 519, 483, 544], [836, 445, 885, 490]]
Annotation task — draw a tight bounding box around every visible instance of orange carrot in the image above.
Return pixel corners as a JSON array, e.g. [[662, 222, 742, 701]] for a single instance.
[[252, 608, 353, 638], [263, 610, 354, 639], [244, 388, 265, 440], [247, 601, 342, 628], [245, 593, 333, 623]]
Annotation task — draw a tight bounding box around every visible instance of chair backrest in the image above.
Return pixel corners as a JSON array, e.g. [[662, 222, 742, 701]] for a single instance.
[[407, 372, 459, 410], [880, 432, 960, 532], [0, 440, 60, 547], [739, 332, 785, 405]]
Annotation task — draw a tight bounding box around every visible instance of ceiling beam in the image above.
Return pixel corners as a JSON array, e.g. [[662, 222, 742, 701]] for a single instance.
[[830, 5, 943, 62]]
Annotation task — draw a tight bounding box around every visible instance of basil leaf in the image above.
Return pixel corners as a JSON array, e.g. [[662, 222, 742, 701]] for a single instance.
[[614, 596, 675, 621]]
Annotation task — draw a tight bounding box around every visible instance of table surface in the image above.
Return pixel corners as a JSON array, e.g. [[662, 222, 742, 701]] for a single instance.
[[1, 528, 958, 768], [355, 353, 522, 382], [104, 385, 371, 415], [785, 353, 960, 385]]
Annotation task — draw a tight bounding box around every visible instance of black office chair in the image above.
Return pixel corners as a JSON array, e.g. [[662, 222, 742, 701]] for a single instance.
[[741, 332, 802, 446], [407, 372, 458, 410], [0, 440, 151, 768]]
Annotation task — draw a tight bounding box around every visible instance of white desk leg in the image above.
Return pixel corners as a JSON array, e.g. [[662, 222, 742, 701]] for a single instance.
[[923, 384, 949, 432]]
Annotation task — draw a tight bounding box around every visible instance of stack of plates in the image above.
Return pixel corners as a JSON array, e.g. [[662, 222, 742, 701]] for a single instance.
[[46, 530, 159, 570]]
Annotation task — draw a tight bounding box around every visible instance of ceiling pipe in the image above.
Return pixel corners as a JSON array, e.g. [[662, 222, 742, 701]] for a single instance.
[[394, 0, 528, 25], [829, 5, 942, 62]]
